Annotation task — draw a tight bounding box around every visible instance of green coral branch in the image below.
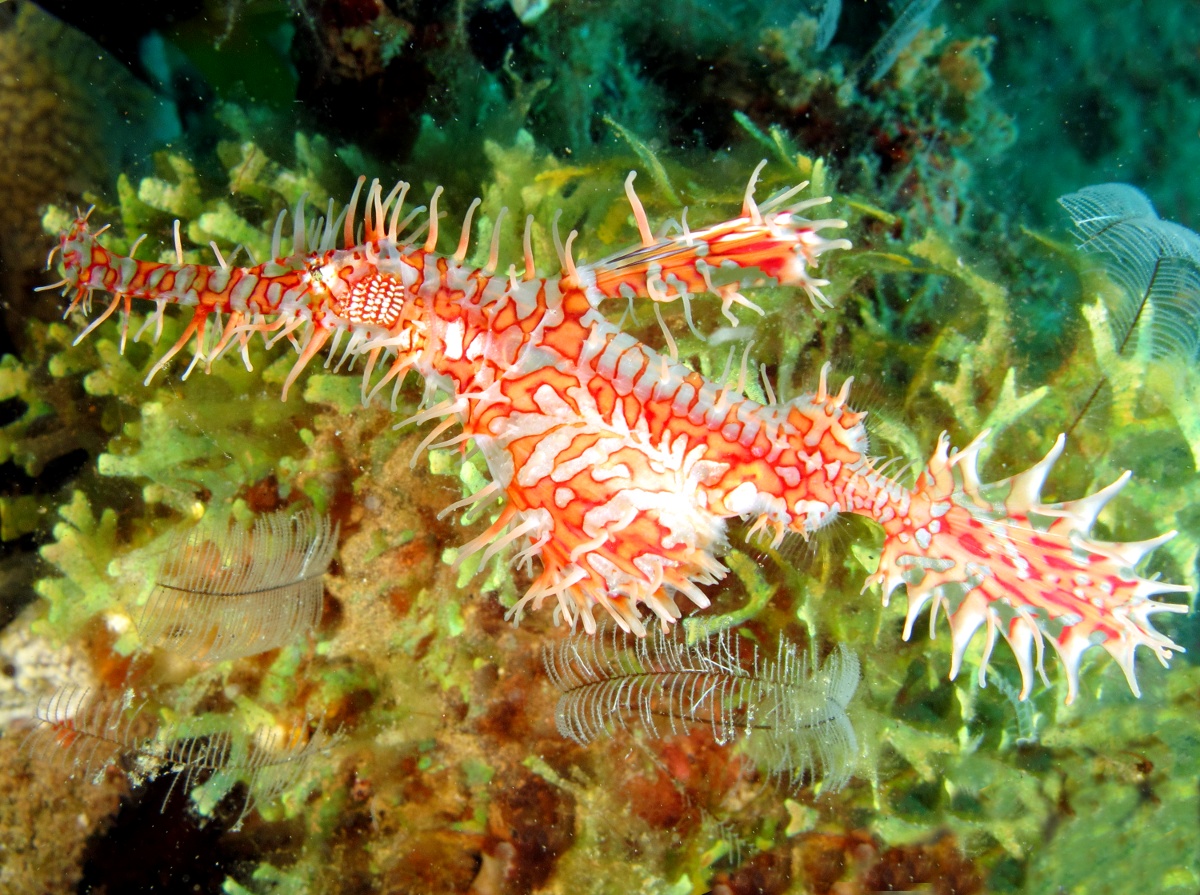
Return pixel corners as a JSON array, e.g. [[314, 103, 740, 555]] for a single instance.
[[973, 367, 1048, 456], [602, 116, 679, 205], [33, 491, 121, 638], [682, 548, 776, 644]]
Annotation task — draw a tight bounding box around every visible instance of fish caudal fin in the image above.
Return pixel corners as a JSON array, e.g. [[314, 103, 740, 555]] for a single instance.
[[867, 431, 1190, 703]]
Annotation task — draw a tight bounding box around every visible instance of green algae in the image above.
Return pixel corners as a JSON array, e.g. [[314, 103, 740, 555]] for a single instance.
[[32, 491, 122, 639]]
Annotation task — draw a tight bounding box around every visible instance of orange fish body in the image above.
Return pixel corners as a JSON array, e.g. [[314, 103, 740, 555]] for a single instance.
[[48, 166, 1189, 702]]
